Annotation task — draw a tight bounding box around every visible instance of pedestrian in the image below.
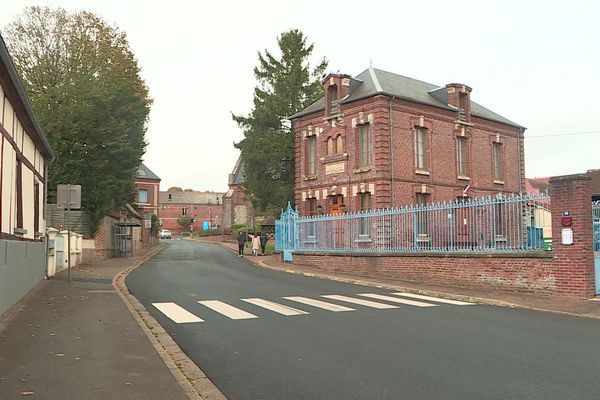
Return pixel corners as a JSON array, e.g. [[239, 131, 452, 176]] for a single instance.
[[260, 233, 268, 255], [237, 231, 246, 257], [251, 233, 261, 256]]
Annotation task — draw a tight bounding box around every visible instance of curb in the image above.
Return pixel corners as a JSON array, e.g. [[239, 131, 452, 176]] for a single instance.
[[112, 245, 227, 400], [196, 240, 600, 321], [253, 260, 600, 321]]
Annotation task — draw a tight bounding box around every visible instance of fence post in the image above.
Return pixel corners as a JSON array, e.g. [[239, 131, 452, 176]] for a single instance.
[[549, 173, 595, 297]]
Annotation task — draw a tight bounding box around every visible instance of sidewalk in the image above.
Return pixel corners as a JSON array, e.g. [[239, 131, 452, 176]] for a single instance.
[[195, 237, 600, 320], [0, 246, 194, 400]]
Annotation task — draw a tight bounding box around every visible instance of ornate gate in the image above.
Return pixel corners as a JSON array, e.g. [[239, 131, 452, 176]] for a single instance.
[[593, 201, 600, 295]]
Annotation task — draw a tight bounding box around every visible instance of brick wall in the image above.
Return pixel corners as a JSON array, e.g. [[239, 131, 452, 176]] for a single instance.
[[290, 173, 597, 298], [160, 203, 223, 235]]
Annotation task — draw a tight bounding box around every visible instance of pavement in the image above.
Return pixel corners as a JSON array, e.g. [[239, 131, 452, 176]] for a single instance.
[[194, 236, 600, 320], [1, 236, 599, 399], [0, 245, 211, 400]]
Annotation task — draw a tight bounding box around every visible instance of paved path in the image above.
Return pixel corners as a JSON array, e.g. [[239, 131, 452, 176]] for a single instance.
[[0, 249, 190, 400], [127, 239, 600, 400]]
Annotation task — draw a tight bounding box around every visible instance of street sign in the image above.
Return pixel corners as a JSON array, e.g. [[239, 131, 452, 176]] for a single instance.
[[57, 184, 82, 209], [561, 216, 573, 227], [563, 211, 571, 217], [56, 183, 82, 285]]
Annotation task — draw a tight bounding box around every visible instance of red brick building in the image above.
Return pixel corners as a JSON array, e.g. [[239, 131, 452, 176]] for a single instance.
[[134, 163, 161, 219], [159, 190, 225, 235], [291, 67, 525, 216], [134, 163, 161, 243]]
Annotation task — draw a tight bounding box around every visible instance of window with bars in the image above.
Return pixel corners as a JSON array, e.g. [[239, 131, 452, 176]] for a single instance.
[[307, 136, 316, 175], [457, 137, 469, 177], [358, 125, 371, 167], [414, 127, 427, 170]]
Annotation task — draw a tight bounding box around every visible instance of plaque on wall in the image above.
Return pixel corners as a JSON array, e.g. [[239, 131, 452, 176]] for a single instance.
[[325, 162, 345, 175]]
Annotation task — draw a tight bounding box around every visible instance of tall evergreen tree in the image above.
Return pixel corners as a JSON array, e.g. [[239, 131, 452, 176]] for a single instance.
[[4, 6, 151, 231], [233, 29, 327, 212]]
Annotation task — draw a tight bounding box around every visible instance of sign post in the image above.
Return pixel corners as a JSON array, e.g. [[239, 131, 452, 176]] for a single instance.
[[57, 184, 81, 284]]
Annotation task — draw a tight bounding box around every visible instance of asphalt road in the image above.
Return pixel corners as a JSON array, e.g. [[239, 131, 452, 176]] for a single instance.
[[126, 239, 600, 400]]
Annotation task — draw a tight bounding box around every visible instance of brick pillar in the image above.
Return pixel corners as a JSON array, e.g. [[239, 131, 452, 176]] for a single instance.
[[549, 173, 595, 297]]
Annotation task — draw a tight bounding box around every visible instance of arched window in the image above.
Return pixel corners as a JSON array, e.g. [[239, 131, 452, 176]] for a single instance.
[[327, 137, 335, 155], [336, 135, 344, 154]]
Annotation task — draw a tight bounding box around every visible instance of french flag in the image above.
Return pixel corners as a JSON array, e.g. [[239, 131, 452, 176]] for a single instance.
[[462, 184, 471, 197]]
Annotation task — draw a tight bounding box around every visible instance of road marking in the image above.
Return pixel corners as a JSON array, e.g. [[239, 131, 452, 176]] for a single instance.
[[321, 295, 399, 309], [152, 302, 204, 323], [392, 292, 474, 305], [241, 298, 309, 316], [358, 293, 437, 308], [283, 296, 354, 312], [198, 300, 258, 320]]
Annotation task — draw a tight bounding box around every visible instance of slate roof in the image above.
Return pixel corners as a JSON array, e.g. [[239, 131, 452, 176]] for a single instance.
[[229, 155, 245, 186], [291, 67, 523, 128], [136, 163, 161, 181]]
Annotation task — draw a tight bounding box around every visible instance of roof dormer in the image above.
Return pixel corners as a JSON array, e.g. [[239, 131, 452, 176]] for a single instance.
[[323, 73, 351, 116], [446, 83, 472, 122]]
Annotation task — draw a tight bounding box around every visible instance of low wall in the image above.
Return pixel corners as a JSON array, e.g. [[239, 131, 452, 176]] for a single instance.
[[292, 252, 565, 295], [0, 240, 46, 316]]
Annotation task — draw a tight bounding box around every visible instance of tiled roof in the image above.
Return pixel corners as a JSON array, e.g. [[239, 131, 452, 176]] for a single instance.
[[291, 67, 523, 128]]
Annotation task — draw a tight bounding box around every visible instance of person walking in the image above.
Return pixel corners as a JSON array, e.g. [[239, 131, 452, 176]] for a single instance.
[[237, 231, 246, 257], [260, 233, 268, 256], [251, 233, 261, 256]]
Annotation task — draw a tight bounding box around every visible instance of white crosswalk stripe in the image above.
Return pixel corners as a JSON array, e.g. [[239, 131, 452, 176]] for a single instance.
[[283, 296, 355, 312], [198, 300, 258, 320], [392, 292, 474, 305], [152, 302, 204, 323], [358, 293, 437, 308], [242, 298, 309, 316], [321, 295, 399, 309]]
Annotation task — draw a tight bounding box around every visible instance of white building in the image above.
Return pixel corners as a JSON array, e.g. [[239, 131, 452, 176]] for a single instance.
[[0, 34, 54, 315]]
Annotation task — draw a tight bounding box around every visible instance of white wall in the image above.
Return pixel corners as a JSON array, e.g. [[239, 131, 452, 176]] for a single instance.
[[0, 82, 47, 239]]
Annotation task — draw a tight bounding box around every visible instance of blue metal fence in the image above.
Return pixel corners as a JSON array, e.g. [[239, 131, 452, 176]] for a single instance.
[[276, 192, 551, 254], [593, 201, 600, 251]]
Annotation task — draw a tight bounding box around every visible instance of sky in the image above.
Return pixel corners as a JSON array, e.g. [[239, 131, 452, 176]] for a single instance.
[[1, 0, 599, 192]]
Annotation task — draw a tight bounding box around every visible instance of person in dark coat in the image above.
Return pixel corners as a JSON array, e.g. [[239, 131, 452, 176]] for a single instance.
[[260, 233, 269, 255], [237, 232, 247, 257]]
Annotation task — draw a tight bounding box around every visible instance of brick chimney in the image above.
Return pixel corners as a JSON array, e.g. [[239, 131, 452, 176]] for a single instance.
[[446, 83, 472, 122], [323, 73, 351, 116]]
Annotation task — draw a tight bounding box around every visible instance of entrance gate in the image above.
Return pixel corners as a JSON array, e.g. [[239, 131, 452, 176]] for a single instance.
[[593, 201, 600, 295], [55, 234, 64, 268]]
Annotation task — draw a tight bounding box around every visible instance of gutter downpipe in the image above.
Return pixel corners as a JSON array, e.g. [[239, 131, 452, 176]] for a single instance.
[[389, 96, 396, 207], [517, 127, 525, 193]]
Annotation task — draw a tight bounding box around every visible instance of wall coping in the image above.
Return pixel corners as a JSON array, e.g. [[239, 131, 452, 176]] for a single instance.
[[549, 173, 591, 183], [293, 251, 553, 259]]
